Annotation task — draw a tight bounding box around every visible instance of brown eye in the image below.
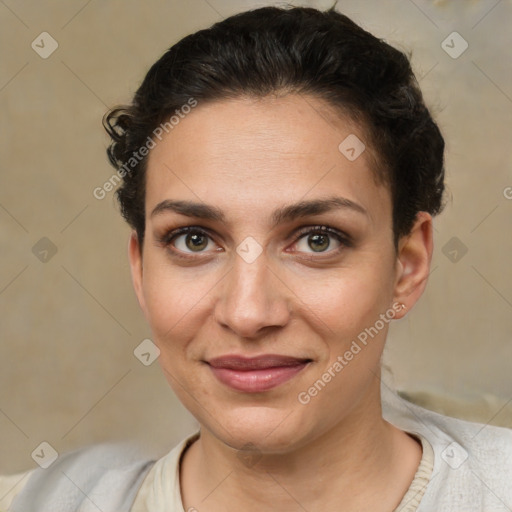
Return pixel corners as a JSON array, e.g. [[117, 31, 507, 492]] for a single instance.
[[163, 227, 217, 255], [294, 227, 344, 254], [183, 232, 209, 252], [306, 233, 331, 252]]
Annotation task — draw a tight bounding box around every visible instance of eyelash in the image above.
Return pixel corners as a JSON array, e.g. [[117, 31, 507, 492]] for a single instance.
[[156, 225, 352, 261]]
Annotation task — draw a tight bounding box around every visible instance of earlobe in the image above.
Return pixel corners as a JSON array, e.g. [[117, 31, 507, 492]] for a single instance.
[[392, 212, 433, 318], [128, 231, 147, 317]]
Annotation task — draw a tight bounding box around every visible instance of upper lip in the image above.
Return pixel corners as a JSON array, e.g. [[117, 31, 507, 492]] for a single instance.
[[207, 354, 312, 370]]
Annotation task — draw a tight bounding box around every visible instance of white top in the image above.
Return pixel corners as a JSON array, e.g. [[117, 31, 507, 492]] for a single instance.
[[2, 385, 511, 511], [130, 429, 435, 512], [130, 384, 512, 511]]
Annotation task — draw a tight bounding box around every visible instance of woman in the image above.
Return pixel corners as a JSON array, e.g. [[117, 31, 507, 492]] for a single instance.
[[3, 5, 512, 512]]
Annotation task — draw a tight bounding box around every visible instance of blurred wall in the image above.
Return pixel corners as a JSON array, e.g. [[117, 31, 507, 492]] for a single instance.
[[1, 0, 511, 473]]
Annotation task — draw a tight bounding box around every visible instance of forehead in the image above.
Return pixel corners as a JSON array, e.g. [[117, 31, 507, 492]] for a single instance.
[[145, 94, 391, 227]]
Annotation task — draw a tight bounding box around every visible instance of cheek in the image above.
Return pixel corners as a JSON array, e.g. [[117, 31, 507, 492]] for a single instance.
[[141, 257, 213, 343], [297, 273, 391, 422], [300, 261, 395, 339]]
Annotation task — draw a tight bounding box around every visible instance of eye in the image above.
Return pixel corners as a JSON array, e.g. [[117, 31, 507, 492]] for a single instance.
[[157, 226, 219, 258], [174, 230, 214, 253], [292, 225, 349, 255], [157, 224, 351, 261]]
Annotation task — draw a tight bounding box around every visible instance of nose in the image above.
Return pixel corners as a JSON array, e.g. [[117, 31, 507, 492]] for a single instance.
[[214, 251, 291, 339]]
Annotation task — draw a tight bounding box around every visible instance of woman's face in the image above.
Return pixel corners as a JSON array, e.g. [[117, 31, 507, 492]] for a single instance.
[[129, 94, 424, 453]]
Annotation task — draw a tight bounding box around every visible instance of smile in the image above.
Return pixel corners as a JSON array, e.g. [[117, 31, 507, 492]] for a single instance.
[[206, 355, 312, 393]]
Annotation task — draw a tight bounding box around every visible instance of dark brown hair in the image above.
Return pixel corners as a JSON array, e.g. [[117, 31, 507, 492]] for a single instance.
[[103, 5, 445, 249]]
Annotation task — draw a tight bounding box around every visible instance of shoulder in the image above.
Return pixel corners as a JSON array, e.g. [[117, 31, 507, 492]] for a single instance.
[[132, 431, 201, 510], [0, 470, 34, 512], [7, 440, 155, 512], [383, 387, 512, 510], [382, 384, 512, 455], [420, 414, 512, 510]]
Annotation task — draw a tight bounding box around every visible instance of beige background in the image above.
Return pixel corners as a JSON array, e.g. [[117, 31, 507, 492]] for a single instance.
[[1, 0, 511, 473]]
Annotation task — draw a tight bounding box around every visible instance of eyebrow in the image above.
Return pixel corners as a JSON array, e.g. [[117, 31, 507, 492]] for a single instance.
[[150, 196, 368, 228]]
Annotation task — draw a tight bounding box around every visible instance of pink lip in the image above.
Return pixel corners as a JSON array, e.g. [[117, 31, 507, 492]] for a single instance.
[[207, 355, 311, 393]]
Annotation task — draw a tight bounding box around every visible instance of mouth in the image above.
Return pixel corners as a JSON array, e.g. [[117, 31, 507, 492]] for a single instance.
[[206, 354, 313, 393]]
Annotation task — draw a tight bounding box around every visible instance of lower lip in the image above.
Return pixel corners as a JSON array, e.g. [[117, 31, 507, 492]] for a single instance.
[[208, 363, 309, 393]]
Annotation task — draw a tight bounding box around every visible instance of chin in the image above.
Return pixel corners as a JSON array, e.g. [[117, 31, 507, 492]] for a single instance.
[[207, 404, 310, 453]]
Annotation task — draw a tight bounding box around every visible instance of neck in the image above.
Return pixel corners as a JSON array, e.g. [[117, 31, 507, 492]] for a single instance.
[[180, 384, 422, 512]]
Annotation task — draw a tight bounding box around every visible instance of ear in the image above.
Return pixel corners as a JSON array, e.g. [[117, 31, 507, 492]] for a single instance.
[[392, 212, 433, 319], [128, 231, 148, 319]]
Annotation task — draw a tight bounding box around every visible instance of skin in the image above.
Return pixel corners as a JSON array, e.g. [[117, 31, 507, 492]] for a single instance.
[[129, 94, 433, 511]]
